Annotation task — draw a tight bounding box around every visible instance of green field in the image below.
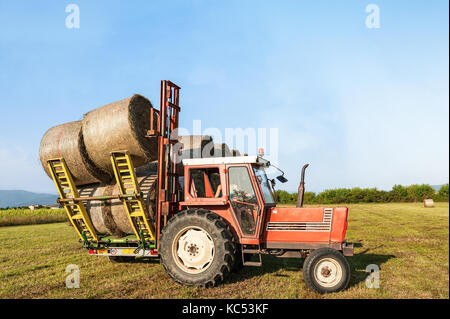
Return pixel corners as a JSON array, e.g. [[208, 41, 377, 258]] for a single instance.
[[0, 202, 448, 299], [0, 208, 66, 227]]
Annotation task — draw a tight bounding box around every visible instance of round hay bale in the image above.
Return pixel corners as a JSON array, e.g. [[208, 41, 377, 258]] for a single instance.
[[39, 121, 110, 185], [424, 199, 434, 208], [78, 184, 120, 235], [177, 135, 213, 159], [136, 161, 158, 175], [108, 174, 158, 235], [82, 94, 159, 177], [77, 173, 157, 237], [178, 135, 212, 150], [176, 135, 214, 175], [211, 143, 232, 157]]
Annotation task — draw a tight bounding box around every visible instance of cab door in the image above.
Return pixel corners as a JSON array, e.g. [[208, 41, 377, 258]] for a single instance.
[[227, 165, 263, 243]]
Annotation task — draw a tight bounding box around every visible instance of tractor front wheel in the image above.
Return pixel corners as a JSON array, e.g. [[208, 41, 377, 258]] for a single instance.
[[303, 248, 350, 294], [159, 209, 235, 287]]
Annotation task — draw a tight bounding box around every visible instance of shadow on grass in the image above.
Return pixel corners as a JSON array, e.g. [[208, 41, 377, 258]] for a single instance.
[[123, 246, 395, 289], [347, 252, 395, 288], [225, 250, 395, 288], [226, 255, 303, 284], [129, 257, 161, 264]]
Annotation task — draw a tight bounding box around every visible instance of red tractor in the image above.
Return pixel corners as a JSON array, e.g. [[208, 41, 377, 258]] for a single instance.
[[49, 81, 353, 294], [159, 155, 353, 293]]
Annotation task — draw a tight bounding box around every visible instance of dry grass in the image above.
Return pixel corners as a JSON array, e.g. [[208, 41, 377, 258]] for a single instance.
[[0, 202, 448, 299], [0, 208, 66, 227]]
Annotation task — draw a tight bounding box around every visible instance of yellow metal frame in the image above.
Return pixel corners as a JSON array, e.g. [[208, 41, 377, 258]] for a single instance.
[[110, 151, 156, 243], [47, 158, 98, 242]]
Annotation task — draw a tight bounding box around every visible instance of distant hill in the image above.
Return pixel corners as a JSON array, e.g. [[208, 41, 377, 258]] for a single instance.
[[0, 190, 58, 208], [431, 184, 448, 193]]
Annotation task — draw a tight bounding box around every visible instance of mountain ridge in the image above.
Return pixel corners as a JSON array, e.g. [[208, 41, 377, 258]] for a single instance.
[[0, 190, 58, 208]]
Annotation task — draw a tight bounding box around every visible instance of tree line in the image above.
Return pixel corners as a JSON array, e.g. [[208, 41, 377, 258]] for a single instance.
[[275, 184, 449, 204]]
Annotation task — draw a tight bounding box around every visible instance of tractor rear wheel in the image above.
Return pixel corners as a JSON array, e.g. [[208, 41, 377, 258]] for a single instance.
[[159, 209, 235, 287], [303, 248, 350, 294]]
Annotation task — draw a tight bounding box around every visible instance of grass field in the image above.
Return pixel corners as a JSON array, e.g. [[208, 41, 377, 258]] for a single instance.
[[0, 202, 448, 299], [0, 208, 66, 227]]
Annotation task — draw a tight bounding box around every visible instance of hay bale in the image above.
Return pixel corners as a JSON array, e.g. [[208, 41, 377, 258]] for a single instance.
[[176, 135, 214, 175], [78, 184, 120, 235], [211, 143, 232, 157], [424, 199, 434, 208], [39, 121, 110, 185], [82, 94, 158, 178], [136, 161, 158, 175], [108, 174, 158, 235], [136, 136, 214, 177], [77, 173, 157, 237], [178, 135, 213, 159]]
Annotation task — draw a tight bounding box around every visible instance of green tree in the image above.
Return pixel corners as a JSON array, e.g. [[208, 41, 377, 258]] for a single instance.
[[406, 184, 435, 201], [275, 190, 292, 204], [438, 184, 449, 198], [435, 184, 449, 201], [303, 192, 316, 204], [391, 184, 409, 202]]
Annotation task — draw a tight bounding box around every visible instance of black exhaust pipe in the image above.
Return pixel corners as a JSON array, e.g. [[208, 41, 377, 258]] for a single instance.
[[296, 164, 309, 208]]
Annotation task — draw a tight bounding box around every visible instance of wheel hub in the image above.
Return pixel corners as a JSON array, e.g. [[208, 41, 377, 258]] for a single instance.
[[175, 228, 214, 273], [314, 258, 343, 287], [187, 243, 199, 256], [321, 266, 331, 278]]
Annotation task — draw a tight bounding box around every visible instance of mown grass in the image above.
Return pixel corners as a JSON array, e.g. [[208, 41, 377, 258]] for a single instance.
[[0, 202, 447, 299], [0, 208, 66, 227]]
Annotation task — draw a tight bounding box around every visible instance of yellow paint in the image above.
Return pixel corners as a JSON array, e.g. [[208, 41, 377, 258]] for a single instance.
[[110, 151, 156, 242], [47, 158, 98, 242]]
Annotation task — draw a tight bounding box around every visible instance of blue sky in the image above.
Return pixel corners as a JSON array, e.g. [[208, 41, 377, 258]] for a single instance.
[[0, 0, 448, 194]]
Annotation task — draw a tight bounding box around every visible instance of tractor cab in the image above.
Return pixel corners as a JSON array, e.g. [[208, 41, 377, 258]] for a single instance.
[[180, 155, 276, 244]]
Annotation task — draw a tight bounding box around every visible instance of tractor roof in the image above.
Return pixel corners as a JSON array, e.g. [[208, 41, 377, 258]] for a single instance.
[[182, 155, 270, 167]]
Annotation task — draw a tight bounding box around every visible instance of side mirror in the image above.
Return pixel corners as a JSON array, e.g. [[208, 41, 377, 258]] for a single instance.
[[276, 175, 288, 183]]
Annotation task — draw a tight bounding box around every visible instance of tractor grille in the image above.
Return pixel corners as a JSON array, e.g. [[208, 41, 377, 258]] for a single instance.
[[266, 208, 333, 232]]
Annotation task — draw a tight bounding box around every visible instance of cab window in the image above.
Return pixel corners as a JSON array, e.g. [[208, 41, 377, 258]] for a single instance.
[[253, 166, 275, 204], [228, 166, 258, 235], [189, 168, 222, 198]]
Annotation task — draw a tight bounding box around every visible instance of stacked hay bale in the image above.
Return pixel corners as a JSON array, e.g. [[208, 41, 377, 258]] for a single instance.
[[82, 94, 159, 179], [78, 174, 157, 237], [232, 149, 241, 156], [39, 94, 240, 237], [39, 94, 158, 186], [176, 135, 213, 175], [108, 174, 157, 235], [39, 121, 110, 185], [178, 135, 213, 160], [211, 143, 232, 157], [78, 184, 119, 235], [40, 94, 159, 237], [135, 161, 158, 175]]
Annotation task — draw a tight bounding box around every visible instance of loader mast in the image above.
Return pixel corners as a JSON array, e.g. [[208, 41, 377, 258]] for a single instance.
[[148, 80, 181, 248]]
